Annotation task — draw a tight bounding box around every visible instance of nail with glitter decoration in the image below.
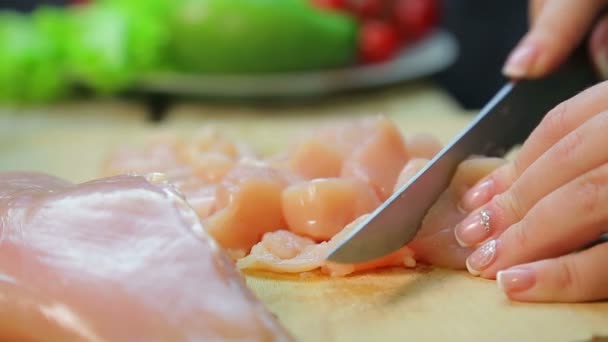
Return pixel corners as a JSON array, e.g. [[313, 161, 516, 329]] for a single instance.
[[480, 210, 491, 232], [466, 239, 498, 276]]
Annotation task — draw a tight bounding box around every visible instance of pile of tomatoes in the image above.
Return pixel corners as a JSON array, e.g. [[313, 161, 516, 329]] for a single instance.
[[312, 0, 439, 63]]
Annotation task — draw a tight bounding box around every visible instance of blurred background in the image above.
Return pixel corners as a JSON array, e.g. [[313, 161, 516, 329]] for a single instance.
[[0, 0, 528, 117]]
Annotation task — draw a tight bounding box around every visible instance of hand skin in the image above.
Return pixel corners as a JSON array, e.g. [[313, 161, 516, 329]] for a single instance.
[[453, 80, 608, 302], [451, 0, 608, 304], [503, 0, 608, 80]]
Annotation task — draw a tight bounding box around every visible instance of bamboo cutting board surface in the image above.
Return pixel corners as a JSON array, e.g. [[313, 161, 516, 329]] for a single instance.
[[1, 82, 607, 342]]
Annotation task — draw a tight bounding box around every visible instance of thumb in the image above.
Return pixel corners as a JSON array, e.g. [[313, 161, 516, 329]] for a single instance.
[[590, 14, 608, 80]]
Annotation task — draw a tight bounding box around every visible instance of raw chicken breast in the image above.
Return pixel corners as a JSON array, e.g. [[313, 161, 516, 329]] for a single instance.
[[203, 159, 298, 256], [283, 138, 343, 179], [276, 115, 409, 201], [239, 156, 504, 275], [103, 133, 185, 176], [101, 115, 506, 275], [0, 172, 291, 341], [102, 128, 253, 220], [237, 215, 416, 277], [403, 157, 507, 268], [405, 133, 443, 159], [281, 178, 381, 241], [393, 158, 430, 191], [339, 116, 410, 201]]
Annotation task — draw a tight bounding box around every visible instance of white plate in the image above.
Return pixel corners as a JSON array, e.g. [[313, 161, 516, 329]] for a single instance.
[[133, 29, 459, 99]]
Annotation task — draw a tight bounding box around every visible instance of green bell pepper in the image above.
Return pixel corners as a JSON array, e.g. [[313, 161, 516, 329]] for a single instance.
[[169, 0, 358, 73]]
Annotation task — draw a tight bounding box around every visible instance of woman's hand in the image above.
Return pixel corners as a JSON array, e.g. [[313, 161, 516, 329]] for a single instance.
[[503, 0, 608, 79], [452, 0, 608, 304], [453, 80, 608, 303]]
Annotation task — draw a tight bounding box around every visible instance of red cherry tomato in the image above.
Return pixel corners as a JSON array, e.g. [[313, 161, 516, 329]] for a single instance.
[[358, 20, 399, 63], [394, 0, 439, 41], [312, 0, 349, 11], [349, 0, 386, 19]]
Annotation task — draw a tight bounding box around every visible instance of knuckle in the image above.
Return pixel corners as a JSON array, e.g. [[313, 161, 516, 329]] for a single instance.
[[485, 171, 504, 196], [555, 256, 587, 300], [595, 110, 608, 130], [508, 159, 525, 184], [494, 191, 527, 223], [555, 129, 585, 167], [508, 158, 530, 185], [540, 101, 570, 142], [575, 170, 607, 218]]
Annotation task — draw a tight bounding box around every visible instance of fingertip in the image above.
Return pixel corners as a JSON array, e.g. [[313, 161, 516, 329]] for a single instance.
[[496, 267, 536, 295], [590, 14, 608, 80], [502, 37, 540, 79], [461, 178, 494, 212], [465, 257, 481, 277], [454, 227, 472, 248], [460, 163, 517, 213], [498, 242, 608, 303], [496, 270, 518, 301]]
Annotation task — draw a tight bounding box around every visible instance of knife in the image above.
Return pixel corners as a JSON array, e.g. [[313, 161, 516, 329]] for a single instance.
[[326, 47, 599, 264]]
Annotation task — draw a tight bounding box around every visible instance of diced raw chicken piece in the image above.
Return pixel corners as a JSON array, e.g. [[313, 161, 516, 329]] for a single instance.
[[265, 120, 359, 179], [176, 181, 218, 219], [275, 116, 408, 193], [203, 159, 300, 256], [311, 118, 373, 156], [282, 178, 381, 241], [237, 215, 416, 277], [400, 157, 506, 268], [102, 129, 256, 220], [103, 128, 252, 182], [405, 133, 443, 159], [0, 172, 291, 341], [285, 139, 343, 179], [340, 116, 410, 201], [184, 152, 236, 184], [103, 134, 185, 176], [393, 158, 429, 191], [185, 127, 245, 159], [238, 230, 322, 274]]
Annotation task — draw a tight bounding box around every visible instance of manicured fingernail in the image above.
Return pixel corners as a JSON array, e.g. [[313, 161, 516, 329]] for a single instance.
[[502, 40, 538, 78], [461, 178, 493, 211], [454, 209, 492, 247], [591, 17, 608, 80], [497, 267, 535, 294], [466, 239, 498, 276], [595, 51, 608, 80]]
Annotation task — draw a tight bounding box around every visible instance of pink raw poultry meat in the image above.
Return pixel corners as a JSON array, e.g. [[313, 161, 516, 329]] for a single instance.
[[0, 172, 291, 341]]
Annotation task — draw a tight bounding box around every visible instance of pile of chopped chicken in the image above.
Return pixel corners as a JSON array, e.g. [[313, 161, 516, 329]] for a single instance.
[[103, 115, 505, 276]]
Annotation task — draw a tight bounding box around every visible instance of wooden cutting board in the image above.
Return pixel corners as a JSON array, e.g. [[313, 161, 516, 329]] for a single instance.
[[2, 82, 607, 341]]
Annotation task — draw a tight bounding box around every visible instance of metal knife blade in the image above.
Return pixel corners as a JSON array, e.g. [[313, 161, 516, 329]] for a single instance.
[[326, 48, 598, 264]]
